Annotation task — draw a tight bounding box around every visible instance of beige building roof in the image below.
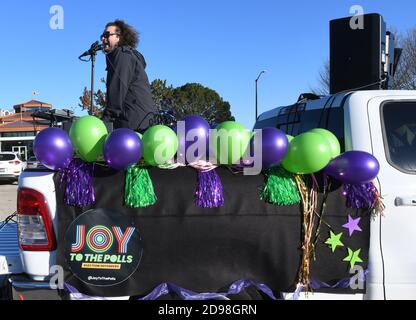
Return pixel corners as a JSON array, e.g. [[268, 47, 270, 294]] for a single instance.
[[13, 100, 52, 109], [0, 100, 53, 134]]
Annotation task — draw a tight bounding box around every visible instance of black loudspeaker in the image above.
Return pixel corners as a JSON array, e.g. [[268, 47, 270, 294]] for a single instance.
[[330, 13, 386, 94]]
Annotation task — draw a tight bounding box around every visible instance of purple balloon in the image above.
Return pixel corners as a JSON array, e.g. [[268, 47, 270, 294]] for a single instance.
[[176, 115, 210, 163], [252, 127, 288, 169], [104, 128, 142, 170], [33, 128, 74, 170], [323, 151, 380, 184]]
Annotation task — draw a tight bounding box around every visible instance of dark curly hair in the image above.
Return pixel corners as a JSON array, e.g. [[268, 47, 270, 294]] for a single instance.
[[105, 19, 139, 48]]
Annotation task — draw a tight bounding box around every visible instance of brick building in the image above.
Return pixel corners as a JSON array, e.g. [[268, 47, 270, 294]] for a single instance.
[[0, 100, 52, 160]]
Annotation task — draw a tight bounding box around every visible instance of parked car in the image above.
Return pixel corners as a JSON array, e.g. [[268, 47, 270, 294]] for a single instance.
[[0, 152, 26, 182], [26, 156, 43, 170]]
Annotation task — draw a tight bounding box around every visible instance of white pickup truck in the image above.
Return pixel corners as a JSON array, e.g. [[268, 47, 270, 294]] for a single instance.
[[1, 90, 415, 300]]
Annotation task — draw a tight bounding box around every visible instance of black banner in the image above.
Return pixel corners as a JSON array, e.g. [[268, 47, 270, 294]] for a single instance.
[[56, 166, 371, 298]]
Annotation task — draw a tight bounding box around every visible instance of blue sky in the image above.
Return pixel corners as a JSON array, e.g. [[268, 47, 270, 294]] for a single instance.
[[0, 0, 415, 129]]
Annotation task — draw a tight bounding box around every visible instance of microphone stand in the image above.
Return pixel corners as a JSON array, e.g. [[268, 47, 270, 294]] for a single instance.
[[79, 42, 102, 116], [90, 51, 96, 116]]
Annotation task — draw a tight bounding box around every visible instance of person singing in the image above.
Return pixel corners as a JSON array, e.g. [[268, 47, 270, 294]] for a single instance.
[[101, 19, 157, 132]]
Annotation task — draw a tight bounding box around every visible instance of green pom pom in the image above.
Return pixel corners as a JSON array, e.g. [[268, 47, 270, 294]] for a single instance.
[[261, 166, 300, 205], [125, 165, 157, 208]]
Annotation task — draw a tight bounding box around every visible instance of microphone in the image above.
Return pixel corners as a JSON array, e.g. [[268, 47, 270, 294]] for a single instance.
[[78, 41, 103, 59]]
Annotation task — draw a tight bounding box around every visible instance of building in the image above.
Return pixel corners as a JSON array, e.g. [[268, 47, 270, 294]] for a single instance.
[[0, 109, 13, 117], [0, 100, 52, 160]]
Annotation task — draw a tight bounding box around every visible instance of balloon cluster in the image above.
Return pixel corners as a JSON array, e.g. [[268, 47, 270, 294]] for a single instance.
[[279, 128, 379, 184], [33, 114, 380, 185], [32, 115, 283, 171], [281, 129, 339, 174]]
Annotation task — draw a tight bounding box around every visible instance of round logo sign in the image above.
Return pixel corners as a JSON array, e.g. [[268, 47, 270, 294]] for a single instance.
[[64, 208, 143, 287]]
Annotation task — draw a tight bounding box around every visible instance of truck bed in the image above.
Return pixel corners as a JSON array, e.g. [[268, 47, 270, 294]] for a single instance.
[[0, 222, 22, 275]]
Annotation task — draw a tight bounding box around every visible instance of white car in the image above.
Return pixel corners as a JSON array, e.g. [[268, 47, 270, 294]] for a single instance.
[[26, 156, 43, 170], [0, 152, 26, 182]]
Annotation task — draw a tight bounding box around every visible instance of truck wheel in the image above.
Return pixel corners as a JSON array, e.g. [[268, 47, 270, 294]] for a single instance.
[[0, 275, 13, 300]]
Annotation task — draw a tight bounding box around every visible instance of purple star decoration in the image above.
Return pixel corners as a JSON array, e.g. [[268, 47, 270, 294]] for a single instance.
[[342, 214, 362, 237]]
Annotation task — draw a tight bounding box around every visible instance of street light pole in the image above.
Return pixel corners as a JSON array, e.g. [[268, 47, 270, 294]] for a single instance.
[[255, 70, 266, 122]]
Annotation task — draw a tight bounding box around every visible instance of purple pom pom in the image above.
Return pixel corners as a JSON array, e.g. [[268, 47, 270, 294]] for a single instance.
[[195, 169, 224, 208], [61, 158, 95, 207], [343, 182, 376, 209]]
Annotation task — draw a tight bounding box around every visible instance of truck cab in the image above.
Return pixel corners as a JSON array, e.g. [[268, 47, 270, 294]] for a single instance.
[[255, 90, 416, 299]]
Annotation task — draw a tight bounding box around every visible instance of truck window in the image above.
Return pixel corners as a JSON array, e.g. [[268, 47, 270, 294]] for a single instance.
[[255, 103, 345, 151], [296, 108, 343, 135], [298, 107, 344, 150], [381, 101, 416, 174], [298, 109, 322, 134], [276, 106, 344, 150], [276, 103, 305, 135], [253, 116, 278, 129], [0, 154, 15, 161]]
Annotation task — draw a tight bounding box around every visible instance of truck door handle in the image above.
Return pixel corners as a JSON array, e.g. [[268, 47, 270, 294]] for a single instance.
[[395, 196, 416, 206]]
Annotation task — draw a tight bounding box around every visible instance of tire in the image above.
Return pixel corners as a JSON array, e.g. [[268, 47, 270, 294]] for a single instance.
[[0, 275, 13, 300]]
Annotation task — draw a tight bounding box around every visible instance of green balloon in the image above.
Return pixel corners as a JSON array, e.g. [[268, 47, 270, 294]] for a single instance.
[[309, 128, 340, 158], [213, 121, 250, 165], [142, 125, 178, 166], [286, 134, 294, 143], [69, 116, 108, 162], [136, 132, 143, 159], [282, 132, 332, 174]]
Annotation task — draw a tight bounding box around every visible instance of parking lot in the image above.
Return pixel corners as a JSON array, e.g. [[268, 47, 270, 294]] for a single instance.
[[0, 181, 17, 222]]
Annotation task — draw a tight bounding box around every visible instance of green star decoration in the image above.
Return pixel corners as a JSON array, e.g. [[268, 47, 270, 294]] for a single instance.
[[325, 231, 344, 252], [343, 248, 363, 268]]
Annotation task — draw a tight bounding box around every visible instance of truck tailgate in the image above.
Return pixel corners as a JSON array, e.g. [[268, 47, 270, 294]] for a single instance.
[[0, 223, 23, 275]]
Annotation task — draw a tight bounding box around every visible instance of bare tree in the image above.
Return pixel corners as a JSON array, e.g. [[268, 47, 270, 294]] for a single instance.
[[78, 87, 106, 117], [313, 60, 330, 95], [78, 78, 107, 117], [392, 27, 416, 89]]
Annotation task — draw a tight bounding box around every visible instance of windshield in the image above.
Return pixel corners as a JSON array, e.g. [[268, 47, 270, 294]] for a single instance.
[[382, 101, 416, 173], [0, 154, 15, 161]]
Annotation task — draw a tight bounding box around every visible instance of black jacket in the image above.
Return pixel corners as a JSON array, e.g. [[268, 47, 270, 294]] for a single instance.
[[103, 46, 156, 132]]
